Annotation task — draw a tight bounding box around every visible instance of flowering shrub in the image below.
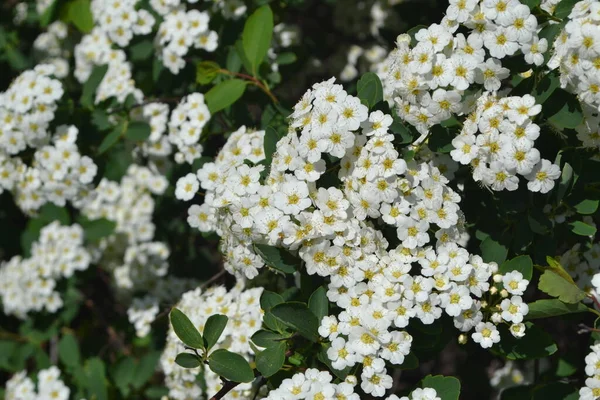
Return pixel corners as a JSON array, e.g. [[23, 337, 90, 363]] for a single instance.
[[1, 0, 600, 399]]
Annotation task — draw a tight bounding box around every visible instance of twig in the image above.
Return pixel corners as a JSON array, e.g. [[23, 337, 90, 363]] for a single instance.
[[210, 379, 240, 400], [218, 69, 279, 104], [107, 97, 182, 114]]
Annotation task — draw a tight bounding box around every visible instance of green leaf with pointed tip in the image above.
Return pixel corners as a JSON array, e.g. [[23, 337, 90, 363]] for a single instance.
[[242, 5, 274, 76], [254, 244, 298, 274], [170, 308, 204, 349], [208, 349, 254, 383], [58, 334, 80, 368], [175, 353, 202, 368], [205, 79, 247, 114], [255, 341, 286, 377], [81, 64, 108, 109], [538, 269, 587, 303], [270, 302, 319, 342], [308, 286, 328, 322], [357, 72, 383, 109], [203, 314, 228, 350]]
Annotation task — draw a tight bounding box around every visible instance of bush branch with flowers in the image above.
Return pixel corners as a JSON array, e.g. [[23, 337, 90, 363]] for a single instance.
[[1, 0, 600, 399]]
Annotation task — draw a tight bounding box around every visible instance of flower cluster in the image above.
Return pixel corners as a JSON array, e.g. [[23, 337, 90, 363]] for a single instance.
[[0, 222, 91, 319], [160, 284, 263, 400], [374, 0, 562, 192], [548, 0, 600, 113], [33, 21, 70, 78], [450, 92, 560, 193], [181, 78, 531, 396], [168, 93, 211, 164], [1, 125, 98, 212], [580, 342, 600, 400], [0, 65, 63, 155], [340, 44, 388, 82], [74, 29, 143, 105], [90, 0, 155, 47], [155, 7, 218, 74], [132, 102, 172, 160], [5, 367, 69, 400]]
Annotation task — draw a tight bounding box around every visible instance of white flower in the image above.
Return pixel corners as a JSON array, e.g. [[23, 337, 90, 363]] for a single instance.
[[500, 296, 528, 323], [175, 173, 199, 201], [472, 322, 500, 348], [502, 271, 529, 295], [525, 159, 560, 194]]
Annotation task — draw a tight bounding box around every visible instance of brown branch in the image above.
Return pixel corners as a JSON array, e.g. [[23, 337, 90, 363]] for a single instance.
[[218, 69, 279, 104], [210, 380, 240, 400]]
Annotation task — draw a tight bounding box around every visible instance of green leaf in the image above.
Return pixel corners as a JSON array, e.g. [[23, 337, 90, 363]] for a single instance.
[[254, 243, 298, 274], [538, 269, 587, 303], [175, 353, 202, 368], [399, 352, 420, 370], [521, 0, 541, 8], [130, 40, 154, 61], [205, 79, 247, 114], [494, 323, 557, 360], [81, 64, 109, 109], [260, 291, 284, 312], [499, 255, 533, 281], [526, 299, 589, 319], [308, 286, 329, 322], [39, 203, 71, 225], [570, 220, 597, 236], [196, 61, 221, 85], [276, 52, 297, 65], [203, 314, 228, 350], [501, 386, 533, 400], [208, 349, 255, 383], [91, 109, 112, 131], [112, 358, 135, 396], [546, 89, 583, 129], [428, 125, 455, 153], [170, 308, 204, 349], [554, 0, 580, 18], [556, 357, 578, 377], [242, 5, 274, 76], [251, 330, 287, 348], [58, 334, 80, 368], [479, 236, 508, 265], [125, 121, 151, 141], [40, 0, 59, 27], [574, 199, 599, 215], [270, 302, 319, 342], [532, 71, 560, 105], [420, 375, 461, 400], [80, 218, 117, 242], [255, 341, 286, 377], [67, 0, 94, 33], [532, 382, 578, 400], [85, 358, 108, 400], [131, 351, 161, 390], [546, 256, 577, 284], [357, 72, 383, 109], [98, 122, 124, 154]]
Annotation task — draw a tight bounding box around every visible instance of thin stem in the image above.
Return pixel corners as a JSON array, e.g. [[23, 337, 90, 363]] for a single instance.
[[218, 69, 279, 104], [107, 97, 182, 114], [210, 380, 240, 400]]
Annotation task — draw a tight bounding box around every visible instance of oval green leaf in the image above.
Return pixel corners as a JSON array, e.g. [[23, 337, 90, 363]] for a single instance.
[[205, 79, 247, 114], [208, 349, 255, 383], [170, 308, 204, 349], [203, 314, 228, 350]]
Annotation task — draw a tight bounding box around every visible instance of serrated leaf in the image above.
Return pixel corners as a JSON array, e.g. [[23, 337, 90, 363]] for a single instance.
[[170, 308, 204, 349], [203, 314, 228, 350], [208, 349, 254, 383], [308, 286, 328, 322], [270, 302, 319, 342], [538, 270, 586, 303], [91, 109, 112, 131], [125, 121, 151, 141], [357, 72, 383, 109], [525, 299, 589, 320], [205, 79, 247, 114], [420, 375, 461, 400], [255, 341, 286, 377], [175, 353, 202, 368], [500, 255, 533, 281], [254, 244, 298, 274], [242, 5, 274, 76], [570, 220, 596, 236], [494, 323, 557, 360]]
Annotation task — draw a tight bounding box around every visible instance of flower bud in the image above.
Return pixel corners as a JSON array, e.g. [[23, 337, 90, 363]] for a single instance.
[[492, 274, 503, 283], [489, 286, 498, 295], [491, 312, 502, 324], [458, 334, 468, 345], [500, 289, 509, 298]]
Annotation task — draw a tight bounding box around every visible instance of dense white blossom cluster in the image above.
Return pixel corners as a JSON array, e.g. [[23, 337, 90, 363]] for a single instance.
[[0, 65, 63, 155], [0, 124, 98, 212], [168, 93, 211, 164], [33, 21, 70, 78], [0, 222, 91, 319], [373, 0, 564, 192], [180, 78, 531, 396], [155, 6, 218, 74], [548, 0, 600, 113], [90, 0, 155, 47], [74, 29, 143, 105], [160, 284, 263, 400], [5, 366, 70, 400], [580, 342, 600, 400]]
